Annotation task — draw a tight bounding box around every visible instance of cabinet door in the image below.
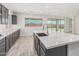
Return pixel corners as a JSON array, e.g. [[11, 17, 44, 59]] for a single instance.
[[12, 32, 16, 44], [12, 15, 17, 24], [17, 29, 20, 39], [9, 34, 13, 48], [5, 8, 8, 24], [33, 34, 37, 50], [12, 30, 20, 45], [2, 6, 8, 24], [39, 41, 47, 56], [0, 38, 6, 56], [2, 6, 5, 24], [39, 46, 45, 56], [5, 36, 10, 52], [33, 34, 40, 55], [33, 34, 38, 53], [6, 34, 13, 51], [0, 4, 8, 24]]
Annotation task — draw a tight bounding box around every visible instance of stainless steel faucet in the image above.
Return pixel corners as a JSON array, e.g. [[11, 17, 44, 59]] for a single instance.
[[43, 25, 49, 35]]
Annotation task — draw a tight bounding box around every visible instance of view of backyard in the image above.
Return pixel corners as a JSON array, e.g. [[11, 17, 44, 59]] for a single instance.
[[47, 19, 64, 32], [25, 18, 64, 32]]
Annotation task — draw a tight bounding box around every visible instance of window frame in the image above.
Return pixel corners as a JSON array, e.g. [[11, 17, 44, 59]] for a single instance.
[[47, 18, 64, 32], [25, 18, 43, 27]]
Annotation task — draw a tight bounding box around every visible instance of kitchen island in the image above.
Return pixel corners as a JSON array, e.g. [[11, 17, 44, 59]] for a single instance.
[[33, 31, 79, 56]]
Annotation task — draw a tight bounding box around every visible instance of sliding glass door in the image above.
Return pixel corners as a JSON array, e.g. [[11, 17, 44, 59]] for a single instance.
[[47, 19, 64, 32], [57, 19, 64, 32], [47, 19, 56, 32]]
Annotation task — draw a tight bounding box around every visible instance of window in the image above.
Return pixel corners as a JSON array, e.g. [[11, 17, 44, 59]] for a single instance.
[[60, 20, 64, 32], [47, 20, 56, 24], [47, 19, 57, 31], [57, 19, 64, 32], [25, 18, 43, 27], [47, 19, 64, 32]]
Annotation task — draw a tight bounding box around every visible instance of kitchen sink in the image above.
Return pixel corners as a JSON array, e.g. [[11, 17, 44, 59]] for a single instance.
[[37, 33, 48, 37]]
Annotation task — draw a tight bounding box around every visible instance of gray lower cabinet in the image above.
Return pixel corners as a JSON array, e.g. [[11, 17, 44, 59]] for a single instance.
[[9, 34, 13, 49], [33, 33, 68, 56], [0, 38, 6, 56], [39, 46, 45, 56], [33, 33, 40, 55], [17, 29, 20, 39], [5, 35, 10, 52], [40, 42, 67, 56], [5, 34, 13, 53], [12, 32, 16, 44], [12, 29, 20, 44], [46, 45, 67, 56], [4, 29, 20, 56], [0, 29, 20, 56]]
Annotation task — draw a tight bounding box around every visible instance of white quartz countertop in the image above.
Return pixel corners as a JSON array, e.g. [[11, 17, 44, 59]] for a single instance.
[[0, 25, 21, 40], [34, 31, 79, 49]]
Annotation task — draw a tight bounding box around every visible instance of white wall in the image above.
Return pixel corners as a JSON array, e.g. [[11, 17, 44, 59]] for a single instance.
[[68, 42, 79, 56], [16, 12, 79, 36], [16, 13, 47, 36], [8, 10, 13, 27], [73, 16, 79, 34], [64, 17, 72, 33]]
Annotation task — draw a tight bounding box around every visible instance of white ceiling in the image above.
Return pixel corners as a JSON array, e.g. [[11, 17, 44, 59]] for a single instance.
[[2, 3, 79, 17]]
